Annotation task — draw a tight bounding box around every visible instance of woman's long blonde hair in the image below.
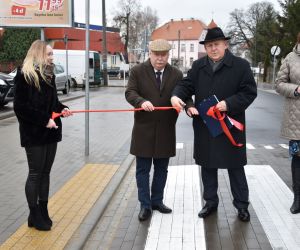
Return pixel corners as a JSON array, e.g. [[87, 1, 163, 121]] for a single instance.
[[22, 40, 49, 89]]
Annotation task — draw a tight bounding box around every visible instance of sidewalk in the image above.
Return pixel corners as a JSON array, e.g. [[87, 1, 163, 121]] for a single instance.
[[0, 86, 134, 249], [0, 81, 290, 250]]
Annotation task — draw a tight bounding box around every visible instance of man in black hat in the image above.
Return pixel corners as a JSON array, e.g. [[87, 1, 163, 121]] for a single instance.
[[171, 27, 257, 222]]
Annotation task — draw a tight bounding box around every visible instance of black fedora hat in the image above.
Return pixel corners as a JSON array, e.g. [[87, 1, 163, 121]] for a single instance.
[[199, 27, 230, 44]]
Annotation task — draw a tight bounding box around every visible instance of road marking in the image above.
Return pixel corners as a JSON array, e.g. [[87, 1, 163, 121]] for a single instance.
[[176, 143, 184, 149], [246, 143, 255, 149], [264, 145, 274, 149], [279, 144, 289, 149], [0, 164, 118, 250], [246, 165, 300, 250], [145, 165, 206, 250]]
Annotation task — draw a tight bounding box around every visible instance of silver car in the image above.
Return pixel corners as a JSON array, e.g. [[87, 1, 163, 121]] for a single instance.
[[9, 64, 71, 94], [53, 64, 71, 94]]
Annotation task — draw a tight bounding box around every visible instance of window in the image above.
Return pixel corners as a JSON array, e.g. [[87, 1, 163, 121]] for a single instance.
[[190, 57, 194, 66], [190, 44, 194, 52], [181, 44, 185, 52], [180, 57, 184, 67], [89, 58, 94, 68], [111, 55, 117, 66], [172, 43, 176, 49]]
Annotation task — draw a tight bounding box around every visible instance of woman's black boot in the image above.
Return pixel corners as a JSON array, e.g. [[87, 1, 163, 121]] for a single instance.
[[291, 163, 300, 214], [39, 200, 53, 227], [28, 206, 51, 231]]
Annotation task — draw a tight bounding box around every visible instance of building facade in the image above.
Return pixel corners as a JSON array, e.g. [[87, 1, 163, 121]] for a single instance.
[[44, 27, 125, 71], [151, 18, 207, 72]]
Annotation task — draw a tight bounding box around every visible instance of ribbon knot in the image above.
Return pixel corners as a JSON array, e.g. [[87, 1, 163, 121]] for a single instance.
[[206, 106, 244, 147]]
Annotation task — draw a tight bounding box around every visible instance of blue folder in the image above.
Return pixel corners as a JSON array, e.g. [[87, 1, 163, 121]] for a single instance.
[[197, 95, 233, 137]]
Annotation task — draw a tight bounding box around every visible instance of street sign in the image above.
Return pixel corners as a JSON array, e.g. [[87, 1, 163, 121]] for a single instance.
[[271, 46, 281, 56]]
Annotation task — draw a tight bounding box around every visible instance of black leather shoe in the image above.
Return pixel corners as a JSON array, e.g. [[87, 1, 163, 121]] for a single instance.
[[152, 204, 172, 214], [238, 208, 250, 222], [198, 204, 217, 218], [138, 208, 152, 221]]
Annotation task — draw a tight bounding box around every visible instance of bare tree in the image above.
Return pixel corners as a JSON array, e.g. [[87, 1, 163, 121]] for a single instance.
[[112, 0, 158, 63], [113, 0, 141, 62], [227, 2, 278, 82], [130, 7, 158, 61]]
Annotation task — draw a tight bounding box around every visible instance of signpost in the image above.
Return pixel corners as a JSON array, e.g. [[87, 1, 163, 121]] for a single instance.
[[271, 45, 281, 84]]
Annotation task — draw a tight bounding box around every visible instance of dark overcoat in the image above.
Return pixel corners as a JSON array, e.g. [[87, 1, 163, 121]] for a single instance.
[[173, 50, 257, 169], [14, 68, 67, 147], [125, 59, 183, 158]]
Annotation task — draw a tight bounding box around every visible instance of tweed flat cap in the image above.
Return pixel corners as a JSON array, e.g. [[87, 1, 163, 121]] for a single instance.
[[149, 39, 171, 52]]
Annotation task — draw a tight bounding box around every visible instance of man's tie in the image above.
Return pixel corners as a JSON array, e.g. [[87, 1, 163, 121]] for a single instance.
[[155, 71, 162, 89]]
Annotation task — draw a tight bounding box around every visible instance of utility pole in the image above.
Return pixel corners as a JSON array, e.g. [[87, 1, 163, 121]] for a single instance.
[[85, 0, 90, 156], [41, 28, 45, 41], [102, 0, 108, 86], [64, 34, 69, 95], [177, 30, 181, 68]]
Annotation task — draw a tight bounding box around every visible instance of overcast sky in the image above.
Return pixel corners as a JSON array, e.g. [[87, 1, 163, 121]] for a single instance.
[[74, 0, 281, 30]]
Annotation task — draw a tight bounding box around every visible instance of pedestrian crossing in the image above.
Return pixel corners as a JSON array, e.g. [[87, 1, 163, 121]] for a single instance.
[[246, 143, 287, 150], [246, 165, 300, 250], [145, 164, 299, 250], [176, 142, 289, 150]]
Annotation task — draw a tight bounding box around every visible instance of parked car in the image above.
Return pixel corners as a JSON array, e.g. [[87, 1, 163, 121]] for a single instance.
[[53, 64, 71, 94], [0, 72, 14, 107], [9, 64, 71, 94], [117, 69, 130, 79]]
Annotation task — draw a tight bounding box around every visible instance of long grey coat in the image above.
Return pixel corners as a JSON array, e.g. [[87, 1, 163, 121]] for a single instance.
[[275, 45, 300, 140], [125, 59, 183, 158], [173, 50, 257, 169]]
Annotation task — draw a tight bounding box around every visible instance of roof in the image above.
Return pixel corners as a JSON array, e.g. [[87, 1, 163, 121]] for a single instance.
[[151, 18, 207, 41], [207, 19, 218, 29], [44, 28, 124, 54]]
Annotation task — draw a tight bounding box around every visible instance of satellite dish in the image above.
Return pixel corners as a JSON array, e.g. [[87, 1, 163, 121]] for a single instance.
[[271, 46, 281, 56]]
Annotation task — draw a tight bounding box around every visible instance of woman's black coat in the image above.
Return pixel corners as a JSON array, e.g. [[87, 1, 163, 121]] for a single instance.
[[173, 50, 257, 169], [14, 68, 67, 147]]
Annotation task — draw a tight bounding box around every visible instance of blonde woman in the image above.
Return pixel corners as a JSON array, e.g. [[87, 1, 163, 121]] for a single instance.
[[276, 32, 300, 214], [14, 40, 72, 231]]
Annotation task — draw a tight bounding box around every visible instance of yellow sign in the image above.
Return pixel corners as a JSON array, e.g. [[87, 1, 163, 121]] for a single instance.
[[0, 0, 72, 27]]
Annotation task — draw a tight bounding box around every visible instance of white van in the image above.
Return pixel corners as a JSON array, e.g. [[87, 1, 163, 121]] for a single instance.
[[53, 49, 101, 87]]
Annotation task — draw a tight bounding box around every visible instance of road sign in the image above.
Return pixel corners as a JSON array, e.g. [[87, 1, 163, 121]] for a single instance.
[[271, 46, 281, 56]]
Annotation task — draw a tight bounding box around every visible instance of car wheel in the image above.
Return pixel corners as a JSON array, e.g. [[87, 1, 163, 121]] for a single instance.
[[62, 84, 68, 95], [72, 78, 77, 88]]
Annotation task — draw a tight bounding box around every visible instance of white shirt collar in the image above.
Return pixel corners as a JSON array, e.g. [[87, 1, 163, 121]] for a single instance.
[[154, 68, 164, 74]]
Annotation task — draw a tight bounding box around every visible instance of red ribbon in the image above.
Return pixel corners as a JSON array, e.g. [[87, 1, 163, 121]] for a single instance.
[[52, 106, 180, 120], [207, 106, 244, 147]]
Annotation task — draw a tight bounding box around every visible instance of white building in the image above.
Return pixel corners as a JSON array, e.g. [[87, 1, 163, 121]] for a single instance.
[[150, 18, 208, 72]]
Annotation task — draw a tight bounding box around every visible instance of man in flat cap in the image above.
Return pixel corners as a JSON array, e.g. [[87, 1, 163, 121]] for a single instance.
[[125, 39, 183, 221], [171, 27, 257, 222]]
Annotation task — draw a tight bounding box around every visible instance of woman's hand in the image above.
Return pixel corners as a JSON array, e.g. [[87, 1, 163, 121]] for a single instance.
[[46, 119, 58, 129], [61, 108, 73, 117]]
